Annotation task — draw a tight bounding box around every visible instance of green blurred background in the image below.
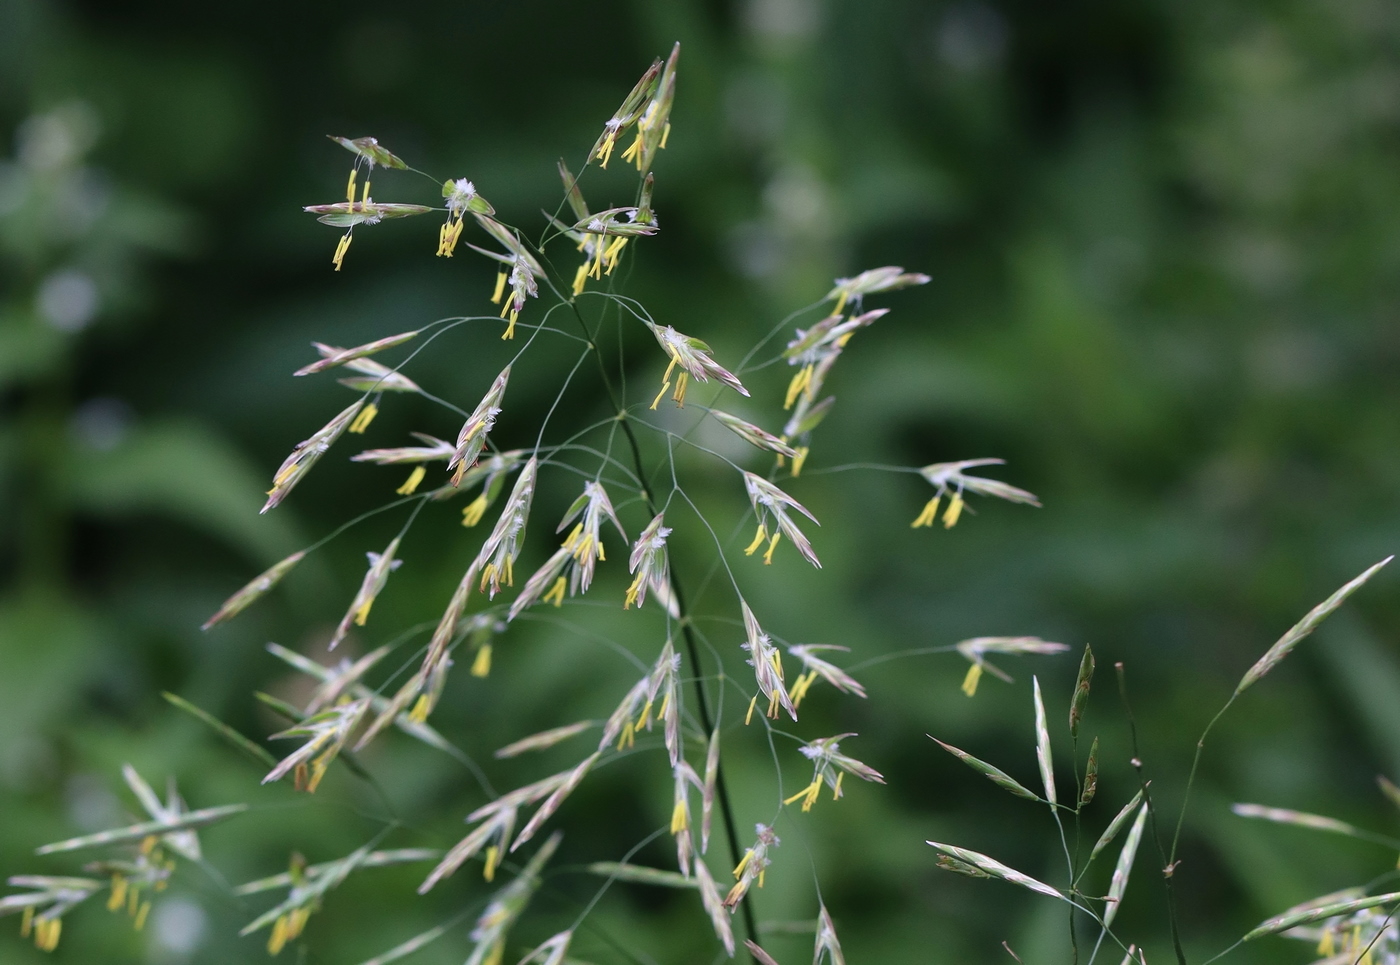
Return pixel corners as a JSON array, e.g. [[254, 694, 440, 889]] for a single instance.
[[4, 0, 1400, 962]]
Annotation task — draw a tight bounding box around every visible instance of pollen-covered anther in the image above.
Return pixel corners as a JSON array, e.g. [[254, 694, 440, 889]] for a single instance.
[[462, 495, 489, 527], [961, 663, 983, 697], [785, 365, 813, 410], [943, 492, 964, 528], [332, 230, 353, 271], [348, 402, 378, 434], [744, 524, 767, 556], [784, 778, 823, 812], [396, 465, 425, 495], [912, 496, 941, 528]]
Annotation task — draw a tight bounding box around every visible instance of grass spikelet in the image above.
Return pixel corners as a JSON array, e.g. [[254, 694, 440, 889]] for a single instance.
[[328, 538, 403, 650], [294, 330, 418, 377], [510, 753, 600, 851], [1089, 791, 1145, 864], [261, 401, 364, 513], [202, 550, 306, 630], [930, 738, 1040, 801], [1103, 803, 1148, 926], [1230, 804, 1361, 838], [586, 863, 697, 888], [925, 841, 1065, 900], [1235, 557, 1392, 695], [744, 940, 782, 965], [494, 722, 595, 759], [1244, 891, 1400, 941], [1032, 677, 1056, 806], [1069, 644, 1094, 738], [37, 804, 247, 855], [695, 859, 735, 956]]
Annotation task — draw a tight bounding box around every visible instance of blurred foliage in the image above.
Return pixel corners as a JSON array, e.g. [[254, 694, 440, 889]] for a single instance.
[[3, 0, 1400, 962]]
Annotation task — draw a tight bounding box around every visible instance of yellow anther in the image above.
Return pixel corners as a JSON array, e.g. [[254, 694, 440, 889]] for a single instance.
[[471, 644, 492, 678], [34, 916, 61, 952], [332, 231, 353, 271], [438, 218, 464, 257], [784, 778, 821, 810], [745, 694, 758, 726], [572, 263, 588, 296], [791, 446, 809, 477], [348, 402, 378, 434], [596, 136, 615, 168], [134, 901, 151, 931], [603, 236, 627, 274], [833, 290, 849, 315], [491, 271, 507, 304], [617, 721, 636, 750], [502, 309, 518, 340], [20, 905, 33, 938], [649, 380, 671, 410], [542, 576, 567, 608], [483, 845, 500, 882], [943, 492, 964, 528], [589, 237, 605, 280], [306, 756, 330, 793], [268, 915, 289, 955], [409, 694, 431, 723], [833, 771, 844, 800], [961, 663, 983, 698], [621, 133, 643, 166], [1318, 930, 1334, 956], [671, 371, 690, 406], [624, 571, 644, 608], [784, 365, 813, 410], [461, 494, 489, 527], [396, 466, 426, 495], [789, 670, 816, 708], [361, 179, 371, 203], [733, 850, 752, 879], [108, 874, 128, 911], [763, 531, 782, 565], [657, 690, 670, 722], [346, 169, 357, 202], [353, 598, 374, 626], [635, 700, 653, 730], [744, 524, 768, 556], [670, 800, 688, 833], [660, 122, 671, 149], [912, 496, 941, 528]]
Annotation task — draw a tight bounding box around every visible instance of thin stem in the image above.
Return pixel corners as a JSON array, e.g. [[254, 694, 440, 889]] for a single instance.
[[1169, 697, 1235, 866], [564, 294, 760, 956], [1116, 663, 1188, 965]]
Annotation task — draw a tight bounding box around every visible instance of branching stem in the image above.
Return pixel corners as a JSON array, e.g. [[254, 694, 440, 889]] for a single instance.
[[565, 295, 760, 958]]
